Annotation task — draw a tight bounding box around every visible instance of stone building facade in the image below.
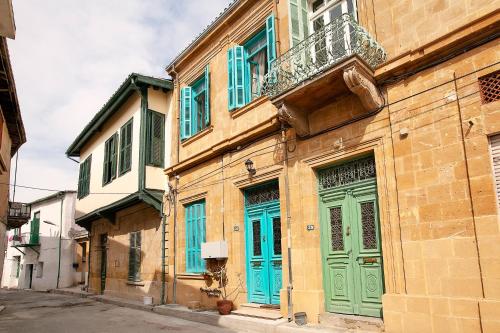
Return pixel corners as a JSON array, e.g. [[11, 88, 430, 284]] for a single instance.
[[67, 74, 173, 303], [163, 0, 500, 332]]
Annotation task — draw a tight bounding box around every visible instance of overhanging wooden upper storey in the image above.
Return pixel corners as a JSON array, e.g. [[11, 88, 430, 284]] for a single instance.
[[0, 36, 25, 156], [66, 73, 172, 157]]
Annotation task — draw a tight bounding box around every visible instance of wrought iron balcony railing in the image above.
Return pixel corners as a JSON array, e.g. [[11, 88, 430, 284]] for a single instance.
[[261, 14, 386, 98]]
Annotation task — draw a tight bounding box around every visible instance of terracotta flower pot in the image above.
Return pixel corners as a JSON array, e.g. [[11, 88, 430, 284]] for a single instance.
[[216, 300, 233, 315]]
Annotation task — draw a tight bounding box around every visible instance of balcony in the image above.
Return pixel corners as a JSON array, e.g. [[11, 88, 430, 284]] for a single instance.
[[11, 232, 40, 254], [7, 201, 31, 229], [262, 14, 386, 136]]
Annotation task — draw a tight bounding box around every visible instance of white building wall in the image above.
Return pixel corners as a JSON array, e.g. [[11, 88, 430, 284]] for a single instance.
[[1, 191, 82, 290]]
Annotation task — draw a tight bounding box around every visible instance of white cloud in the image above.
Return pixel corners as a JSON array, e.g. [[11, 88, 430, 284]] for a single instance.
[[8, 0, 233, 202]]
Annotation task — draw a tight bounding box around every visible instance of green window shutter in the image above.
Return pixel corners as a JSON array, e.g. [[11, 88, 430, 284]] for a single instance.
[[111, 133, 118, 180], [234, 45, 245, 108], [227, 48, 235, 110], [289, 0, 309, 47], [180, 87, 192, 139], [204, 65, 210, 126], [85, 155, 91, 196], [102, 140, 110, 185], [185, 200, 206, 273], [77, 163, 84, 198], [150, 111, 165, 167], [128, 231, 141, 282], [119, 119, 133, 175], [266, 14, 277, 70]]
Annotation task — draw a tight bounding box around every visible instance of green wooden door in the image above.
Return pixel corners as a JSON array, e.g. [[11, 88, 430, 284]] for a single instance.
[[100, 234, 108, 294], [319, 157, 384, 317]]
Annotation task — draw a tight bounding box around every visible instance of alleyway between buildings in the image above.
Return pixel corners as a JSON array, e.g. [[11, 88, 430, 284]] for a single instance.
[[0, 290, 240, 333]]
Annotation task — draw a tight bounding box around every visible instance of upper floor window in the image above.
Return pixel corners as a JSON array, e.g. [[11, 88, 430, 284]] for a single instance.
[[102, 134, 118, 185], [146, 110, 165, 167], [180, 66, 210, 140], [77, 155, 91, 198], [227, 14, 276, 110], [119, 118, 133, 175], [185, 200, 206, 273]]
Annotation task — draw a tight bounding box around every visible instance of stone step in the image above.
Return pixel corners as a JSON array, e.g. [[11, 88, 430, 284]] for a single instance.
[[232, 307, 284, 320], [319, 313, 384, 332], [241, 303, 281, 310]]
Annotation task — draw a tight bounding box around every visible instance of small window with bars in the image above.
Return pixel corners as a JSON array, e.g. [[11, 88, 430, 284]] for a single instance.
[[146, 110, 165, 167], [479, 70, 500, 104]]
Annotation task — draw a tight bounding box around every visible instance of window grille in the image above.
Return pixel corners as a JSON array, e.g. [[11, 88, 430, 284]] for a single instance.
[[479, 70, 500, 104]]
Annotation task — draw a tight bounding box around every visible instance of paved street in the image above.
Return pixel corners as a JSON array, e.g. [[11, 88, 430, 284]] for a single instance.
[[0, 290, 240, 333]]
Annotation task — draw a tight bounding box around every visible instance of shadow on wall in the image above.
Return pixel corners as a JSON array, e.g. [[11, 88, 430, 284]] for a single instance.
[[13, 235, 79, 290]]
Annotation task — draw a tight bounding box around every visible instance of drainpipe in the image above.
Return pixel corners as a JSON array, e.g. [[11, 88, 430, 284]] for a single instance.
[[281, 123, 294, 321], [87, 227, 92, 291], [160, 199, 166, 304], [172, 175, 179, 303], [56, 192, 64, 289]]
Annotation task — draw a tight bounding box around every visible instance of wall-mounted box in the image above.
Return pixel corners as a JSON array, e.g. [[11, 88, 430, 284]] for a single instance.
[[201, 241, 228, 259]]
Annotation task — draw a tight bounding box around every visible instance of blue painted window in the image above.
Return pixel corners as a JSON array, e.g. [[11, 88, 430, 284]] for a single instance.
[[180, 66, 210, 140], [227, 14, 276, 111], [185, 200, 206, 273]]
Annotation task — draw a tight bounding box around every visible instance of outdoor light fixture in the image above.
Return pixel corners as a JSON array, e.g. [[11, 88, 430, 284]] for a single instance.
[[245, 159, 256, 176]]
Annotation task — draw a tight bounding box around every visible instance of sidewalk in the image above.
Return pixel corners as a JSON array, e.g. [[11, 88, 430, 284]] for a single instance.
[[50, 288, 373, 333]]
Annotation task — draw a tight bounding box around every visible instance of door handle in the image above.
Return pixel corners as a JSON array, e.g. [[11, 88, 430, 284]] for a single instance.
[[262, 235, 266, 242], [346, 226, 351, 236]]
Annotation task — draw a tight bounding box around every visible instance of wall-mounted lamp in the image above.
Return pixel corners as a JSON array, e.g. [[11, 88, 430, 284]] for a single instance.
[[245, 159, 256, 176]]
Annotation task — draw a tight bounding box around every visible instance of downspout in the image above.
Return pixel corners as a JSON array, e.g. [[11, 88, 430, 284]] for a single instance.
[[56, 192, 64, 289], [160, 199, 166, 304], [281, 123, 294, 321], [172, 175, 179, 303], [138, 83, 148, 191], [87, 228, 92, 291]]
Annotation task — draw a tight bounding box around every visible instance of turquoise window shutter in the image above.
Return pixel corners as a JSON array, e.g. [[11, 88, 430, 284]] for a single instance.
[[180, 87, 192, 139], [185, 200, 206, 273], [204, 65, 210, 126], [227, 48, 235, 110], [234, 45, 245, 108], [266, 14, 277, 70]]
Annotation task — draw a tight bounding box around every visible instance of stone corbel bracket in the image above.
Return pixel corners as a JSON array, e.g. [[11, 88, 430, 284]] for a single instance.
[[278, 103, 310, 137], [343, 64, 384, 112]]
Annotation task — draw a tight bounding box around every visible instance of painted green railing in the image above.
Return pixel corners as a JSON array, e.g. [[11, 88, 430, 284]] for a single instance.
[[261, 14, 386, 98]]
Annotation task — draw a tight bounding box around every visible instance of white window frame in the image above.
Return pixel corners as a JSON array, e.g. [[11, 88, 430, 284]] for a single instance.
[[307, 0, 358, 64]]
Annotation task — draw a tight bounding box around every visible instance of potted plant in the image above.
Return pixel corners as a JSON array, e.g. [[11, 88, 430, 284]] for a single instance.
[[213, 264, 233, 315]]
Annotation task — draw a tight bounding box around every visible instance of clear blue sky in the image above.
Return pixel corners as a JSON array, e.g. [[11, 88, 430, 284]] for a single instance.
[[8, 0, 233, 202]]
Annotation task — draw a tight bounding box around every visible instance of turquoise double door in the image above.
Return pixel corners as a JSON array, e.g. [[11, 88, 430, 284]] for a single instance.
[[244, 183, 282, 305]]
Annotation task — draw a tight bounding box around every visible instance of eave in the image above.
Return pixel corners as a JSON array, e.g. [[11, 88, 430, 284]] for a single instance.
[[0, 37, 26, 156], [66, 73, 172, 157], [75, 189, 164, 230]]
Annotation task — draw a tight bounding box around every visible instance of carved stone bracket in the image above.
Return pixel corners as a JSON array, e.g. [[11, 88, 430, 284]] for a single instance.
[[343, 65, 384, 112], [278, 103, 310, 137]]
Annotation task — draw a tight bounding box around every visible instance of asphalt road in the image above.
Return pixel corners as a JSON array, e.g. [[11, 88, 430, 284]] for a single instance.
[[0, 289, 241, 333]]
